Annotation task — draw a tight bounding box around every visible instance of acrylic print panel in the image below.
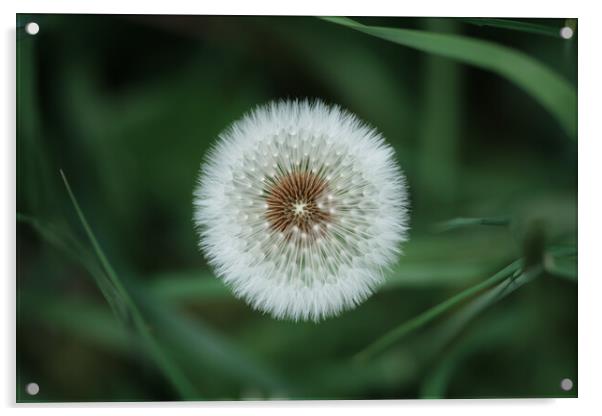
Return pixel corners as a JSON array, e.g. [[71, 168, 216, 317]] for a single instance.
[[16, 14, 577, 402]]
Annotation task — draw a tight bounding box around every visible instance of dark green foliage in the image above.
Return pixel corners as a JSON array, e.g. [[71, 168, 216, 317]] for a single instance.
[[17, 15, 577, 401]]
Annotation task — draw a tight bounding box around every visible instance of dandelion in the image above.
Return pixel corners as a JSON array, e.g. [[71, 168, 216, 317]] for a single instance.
[[193, 100, 409, 321]]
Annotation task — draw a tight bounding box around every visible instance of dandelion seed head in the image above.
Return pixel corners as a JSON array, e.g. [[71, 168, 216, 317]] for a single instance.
[[194, 100, 409, 321]]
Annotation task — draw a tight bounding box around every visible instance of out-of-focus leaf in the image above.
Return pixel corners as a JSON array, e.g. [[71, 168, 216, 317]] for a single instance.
[[460, 18, 565, 38], [17, 34, 59, 218], [416, 19, 463, 207], [151, 271, 226, 301], [132, 286, 292, 396], [150, 260, 504, 304], [21, 202, 290, 398], [20, 287, 292, 398], [419, 310, 521, 398], [20, 294, 132, 354], [151, 230, 517, 304], [269, 18, 414, 152], [320, 17, 577, 139], [17, 213, 131, 325], [545, 251, 577, 281], [433, 216, 511, 232]]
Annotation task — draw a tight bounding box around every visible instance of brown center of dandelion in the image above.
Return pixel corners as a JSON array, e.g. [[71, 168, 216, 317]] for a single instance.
[[265, 171, 331, 236]]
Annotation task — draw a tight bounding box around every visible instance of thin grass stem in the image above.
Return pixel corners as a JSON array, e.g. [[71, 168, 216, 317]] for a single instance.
[[354, 259, 522, 362], [59, 170, 198, 399]]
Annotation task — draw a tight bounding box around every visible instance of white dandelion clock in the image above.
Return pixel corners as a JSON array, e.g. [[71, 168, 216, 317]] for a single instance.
[[193, 100, 409, 321]]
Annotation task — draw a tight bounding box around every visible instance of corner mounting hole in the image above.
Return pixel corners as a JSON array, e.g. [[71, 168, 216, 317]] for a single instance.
[[26, 382, 39, 396], [25, 22, 39, 35], [560, 378, 573, 391], [560, 26, 574, 40]]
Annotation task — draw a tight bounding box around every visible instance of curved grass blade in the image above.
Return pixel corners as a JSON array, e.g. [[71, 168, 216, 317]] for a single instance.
[[59, 170, 198, 399], [460, 18, 564, 38], [319, 17, 577, 139], [354, 260, 522, 362], [20, 212, 290, 396], [419, 265, 544, 398], [22, 288, 292, 396], [426, 265, 542, 357], [17, 213, 130, 324]]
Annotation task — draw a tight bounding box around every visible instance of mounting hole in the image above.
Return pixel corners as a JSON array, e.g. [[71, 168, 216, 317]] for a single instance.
[[25, 382, 39, 396], [560, 378, 574, 391], [25, 22, 40, 36], [560, 26, 574, 40]]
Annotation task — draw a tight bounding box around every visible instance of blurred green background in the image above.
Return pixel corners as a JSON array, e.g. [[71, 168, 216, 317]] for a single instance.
[[16, 14, 577, 401]]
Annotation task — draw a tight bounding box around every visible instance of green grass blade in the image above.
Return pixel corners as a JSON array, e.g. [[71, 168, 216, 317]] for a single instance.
[[427, 266, 542, 354], [433, 216, 511, 232], [419, 265, 543, 398], [416, 19, 463, 207], [135, 287, 291, 395], [18, 216, 290, 396], [460, 18, 564, 38], [545, 251, 577, 281], [59, 170, 199, 399], [319, 17, 577, 139], [354, 260, 522, 362], [150, 261, 506, 304], [59, 170, 126, 299], [21, 288, 291, 396], [17, 213, 130, 323], [268, 18, 414, 151]]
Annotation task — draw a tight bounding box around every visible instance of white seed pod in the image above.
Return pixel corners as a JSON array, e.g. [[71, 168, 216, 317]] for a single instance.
[[193, 100, 409, 321]]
